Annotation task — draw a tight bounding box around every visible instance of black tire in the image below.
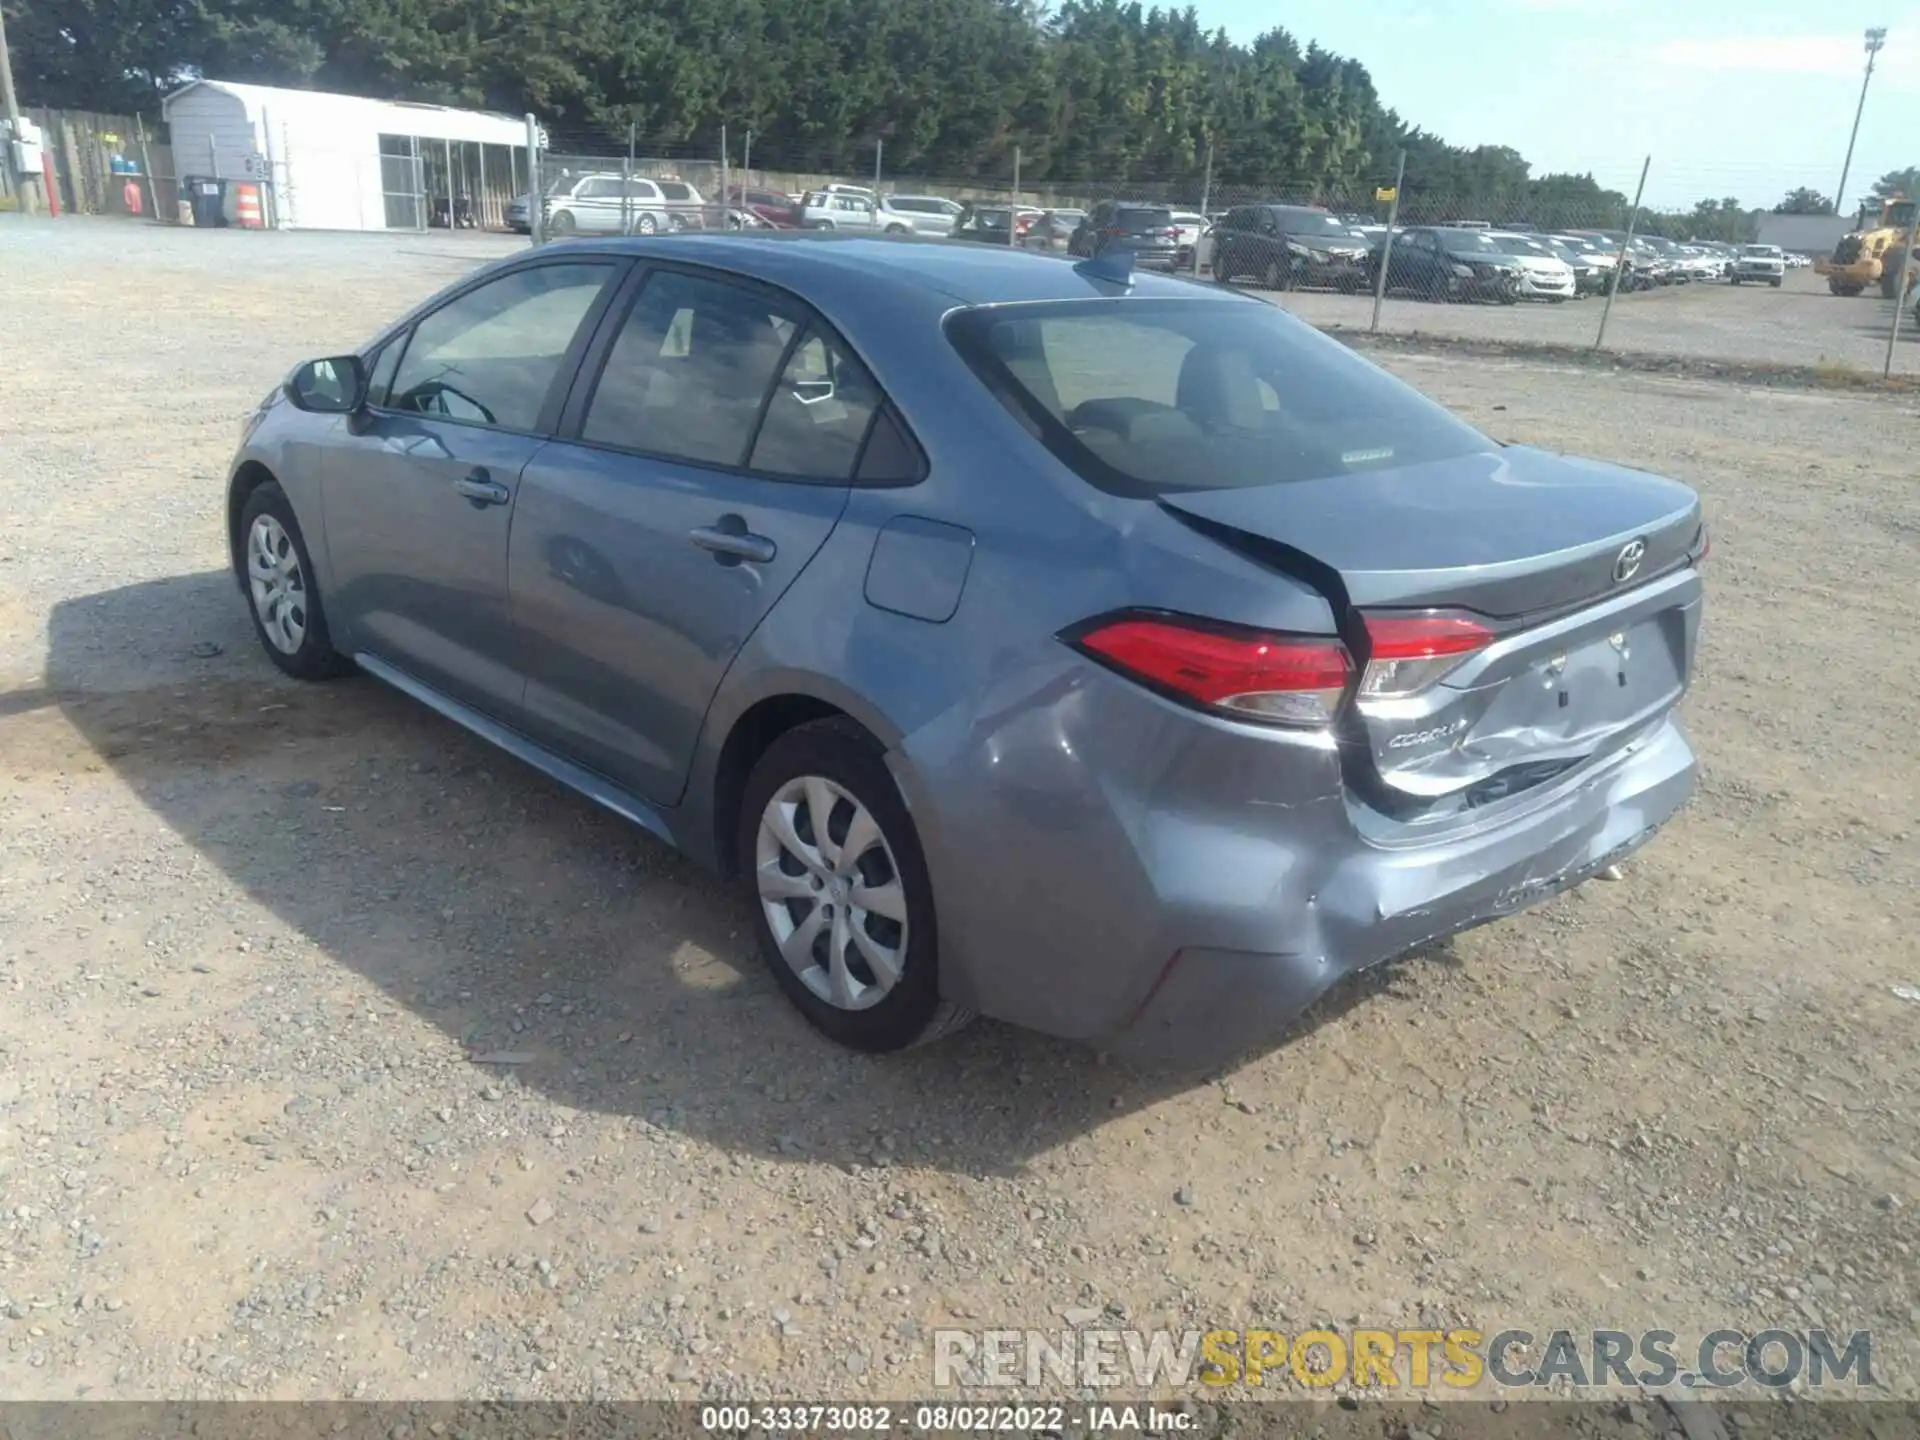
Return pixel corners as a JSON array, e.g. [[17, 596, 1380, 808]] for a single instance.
[[633, 213, 657, 236], [1771, 279, 1782, 288], [237, 481, 353, 682], [1262, 257, 1285, 290], [738, 718, 972, 1052], [548, 209, 576, 237]]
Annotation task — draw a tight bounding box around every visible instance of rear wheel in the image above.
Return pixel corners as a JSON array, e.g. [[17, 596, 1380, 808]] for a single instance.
[[548, 209, 576, 237], [633, 213, 657, 236], [740, 719, 971, 1052], [1771, 278, 1782, 288], [1262, 258, 1286, 290]]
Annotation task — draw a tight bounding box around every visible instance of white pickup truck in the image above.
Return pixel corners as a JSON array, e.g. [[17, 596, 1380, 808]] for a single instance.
[[1731, 243, 1785, 287]]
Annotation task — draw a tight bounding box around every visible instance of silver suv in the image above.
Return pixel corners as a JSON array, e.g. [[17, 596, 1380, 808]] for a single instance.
[[878, 195, 963, 236]]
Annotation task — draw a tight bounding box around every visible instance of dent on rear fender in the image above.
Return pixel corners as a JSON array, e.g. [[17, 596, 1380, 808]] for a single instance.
[[896, 651, 1351, 1037]]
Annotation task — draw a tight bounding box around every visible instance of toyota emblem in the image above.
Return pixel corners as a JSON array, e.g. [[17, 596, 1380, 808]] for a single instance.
[[1612, 539, 1647, 584]]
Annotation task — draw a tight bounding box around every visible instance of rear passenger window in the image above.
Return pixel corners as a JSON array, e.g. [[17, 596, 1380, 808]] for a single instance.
[[582, 271, 799, 466], [749, 330, 882, 480]]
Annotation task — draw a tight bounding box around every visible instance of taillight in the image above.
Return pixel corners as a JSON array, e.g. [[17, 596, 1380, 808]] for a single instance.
[[1070, 615, 1352, 727], [1358, 614, 1493, 700], [1103, 227, 1126, 237]]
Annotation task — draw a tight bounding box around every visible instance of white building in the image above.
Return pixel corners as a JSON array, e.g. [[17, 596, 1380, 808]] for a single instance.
[[161, 79, 532, 231]]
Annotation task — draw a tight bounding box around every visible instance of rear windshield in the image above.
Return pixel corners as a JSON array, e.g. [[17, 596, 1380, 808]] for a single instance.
[[1742, 245, 1781, 257], [947, 298, 1495, 500], [1116, 207, 1174, 228]]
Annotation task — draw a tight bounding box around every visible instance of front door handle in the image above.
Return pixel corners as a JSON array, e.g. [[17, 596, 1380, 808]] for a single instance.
[[452, 470, 510, 507], [690, 522, 777, 565]]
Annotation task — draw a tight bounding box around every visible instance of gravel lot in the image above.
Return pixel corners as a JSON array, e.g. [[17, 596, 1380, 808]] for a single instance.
[[0, 218, 1916, 1412]]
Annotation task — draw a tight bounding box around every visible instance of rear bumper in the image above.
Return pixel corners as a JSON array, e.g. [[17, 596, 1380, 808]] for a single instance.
[[1104, 716, 1697, 1068]]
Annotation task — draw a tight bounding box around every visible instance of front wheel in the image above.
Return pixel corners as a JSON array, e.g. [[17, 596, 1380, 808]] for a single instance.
[[239, 482, 353, 682], [1262, 258, 1286, 290], [740, 719, 972, 1052], [547, 209, 576, 237], [1771, 279, 1782, 288]]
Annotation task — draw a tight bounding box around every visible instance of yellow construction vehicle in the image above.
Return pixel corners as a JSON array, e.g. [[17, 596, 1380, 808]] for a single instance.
[[1815, 195, 1917, 295]]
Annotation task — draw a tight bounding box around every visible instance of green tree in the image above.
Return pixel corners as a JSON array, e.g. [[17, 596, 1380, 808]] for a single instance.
[[1774, 187, 1834, 215], [1870, 167, 1920, 201]]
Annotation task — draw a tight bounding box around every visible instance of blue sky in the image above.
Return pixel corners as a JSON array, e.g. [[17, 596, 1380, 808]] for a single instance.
[[1204, 0, 1919, 212]]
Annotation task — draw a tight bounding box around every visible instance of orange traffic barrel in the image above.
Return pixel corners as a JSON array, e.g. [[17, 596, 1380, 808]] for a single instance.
[[234, 182, 263, 228]]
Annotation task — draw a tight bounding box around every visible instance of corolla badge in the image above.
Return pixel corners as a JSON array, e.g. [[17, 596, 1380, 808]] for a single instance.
[[1613, 538, 1647, 584]]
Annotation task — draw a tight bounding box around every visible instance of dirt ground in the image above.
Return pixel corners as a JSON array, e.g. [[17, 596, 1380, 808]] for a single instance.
[[0, 218, 1916, 1411]]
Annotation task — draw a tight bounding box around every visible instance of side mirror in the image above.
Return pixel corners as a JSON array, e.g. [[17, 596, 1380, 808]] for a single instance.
[[285, 355, 368, 414]]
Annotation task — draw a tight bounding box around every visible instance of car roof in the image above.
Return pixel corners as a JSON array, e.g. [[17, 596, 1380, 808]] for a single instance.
[[546, 232, 1239, 307]]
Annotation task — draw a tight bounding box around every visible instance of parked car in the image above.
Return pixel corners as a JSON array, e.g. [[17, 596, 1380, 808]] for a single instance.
[[655, 178, 707, 230], [507, 173, 671, 237], [1067, 201, 1182, 270], [1545, 234, 1617, 294], [231, 235, 1705, 1065], [1368, 225, 1524, 303], [954, 203, 1042, 245], [798, 188, 912, 232], [727, 186, 801, 228], [1211, 204, 1371, 291], [1485, 231, 1577, 301], [1731, 243, 1785, 287], [1023, 209, 1088, 251], [1170, 211, 1207, 267], [879, 195, 965, 237]]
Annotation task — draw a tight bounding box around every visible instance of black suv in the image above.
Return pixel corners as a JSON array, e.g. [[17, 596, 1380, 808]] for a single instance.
[[1212, 204, 1371, 291], [1067, 201, 1181, 270]]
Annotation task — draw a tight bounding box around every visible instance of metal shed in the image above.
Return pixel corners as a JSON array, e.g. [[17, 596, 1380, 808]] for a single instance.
[[160, 80, 531, 232]]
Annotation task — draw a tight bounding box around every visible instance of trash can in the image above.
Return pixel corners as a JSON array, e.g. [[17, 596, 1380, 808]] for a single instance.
[[184, 176, 228, 228]]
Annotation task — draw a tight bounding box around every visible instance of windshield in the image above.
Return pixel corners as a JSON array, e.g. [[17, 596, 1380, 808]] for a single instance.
[[1438, 230, 1501, 255], [947, 298, 1495, 501], [1742, 245, 1781, 256], [1116, 207, 1174, 228], [1278, 209, 1352, 236], [1491, 235, 1546, 255]]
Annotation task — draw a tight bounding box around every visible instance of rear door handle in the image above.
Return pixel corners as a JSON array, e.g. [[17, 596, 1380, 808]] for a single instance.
[[690, 523, 777, 564], [452, 470, 510, 507]]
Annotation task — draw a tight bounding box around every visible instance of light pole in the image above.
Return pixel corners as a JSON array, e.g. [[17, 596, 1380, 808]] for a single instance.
[[1835, 27, 1888, 219]]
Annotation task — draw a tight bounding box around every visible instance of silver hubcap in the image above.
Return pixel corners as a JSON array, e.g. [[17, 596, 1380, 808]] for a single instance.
[[755, 776, 908, 1012], [247, 514, 307, 654]]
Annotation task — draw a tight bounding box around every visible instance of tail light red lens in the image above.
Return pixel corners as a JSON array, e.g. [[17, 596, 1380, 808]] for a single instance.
[[1358, 614, 1493, 700], [1072, 616, 1352, 727]]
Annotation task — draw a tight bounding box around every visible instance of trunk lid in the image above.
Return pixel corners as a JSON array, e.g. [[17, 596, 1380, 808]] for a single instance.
[[1160, 445, 1704, 815]]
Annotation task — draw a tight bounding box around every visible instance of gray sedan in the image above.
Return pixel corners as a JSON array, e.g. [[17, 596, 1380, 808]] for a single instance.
[[228, 236, 1705, 1066]]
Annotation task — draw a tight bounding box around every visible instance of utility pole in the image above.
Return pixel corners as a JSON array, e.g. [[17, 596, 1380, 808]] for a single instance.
[[1369, 151, 1407, 332], [1010, 145, 1021, 244], [873, 138, 882, 192], [1835, 27, 1888, 218], [1192, 140, 1214, 277], [1595, 155, 1652, 352], [0, 0, 41, 214]]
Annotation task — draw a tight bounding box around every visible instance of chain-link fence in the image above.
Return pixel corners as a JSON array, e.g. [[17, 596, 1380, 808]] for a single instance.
[[509, 126, 1920, 380]]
